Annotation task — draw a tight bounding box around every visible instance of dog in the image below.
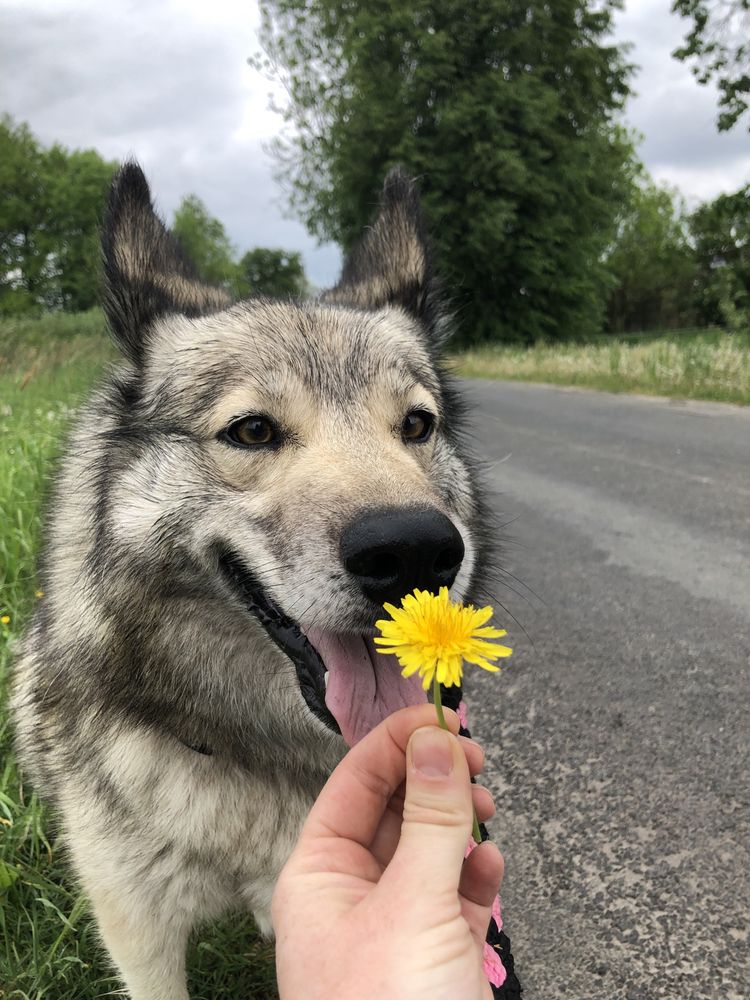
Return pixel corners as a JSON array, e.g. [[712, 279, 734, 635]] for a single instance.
[[12, 163, 495, 1000]]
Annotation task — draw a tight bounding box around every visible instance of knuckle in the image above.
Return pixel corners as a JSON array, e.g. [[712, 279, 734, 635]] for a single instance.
[[402, 796, 469, 829]]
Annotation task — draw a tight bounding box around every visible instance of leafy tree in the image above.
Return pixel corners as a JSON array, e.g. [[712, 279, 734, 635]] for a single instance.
[[172, 195, 238, 289], [0, 115, 116, 314], [689, 184, 750, 330], [47, 146, 118, 310], [606, 177, 696, 332], [0, 116, 52, 313], [672, 1, 750, 131], [172, 200, 309, 300], [256, 0, 635, 343], [236, 248, 307, 298]]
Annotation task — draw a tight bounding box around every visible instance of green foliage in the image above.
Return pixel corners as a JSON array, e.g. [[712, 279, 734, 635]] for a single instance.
[[172, 194, 239, 289], [0, 116, 116, 315], [256, 0, 636, 343], [689, 183, 750, 331], [237, 247, 307, 298], [606, 177, 697, 332], [49, 149, 118, 312], [672, 0, 750, 132], [0, 118, 49, 315], [172, 199, 310, 301], [606, 179, 750, 337]]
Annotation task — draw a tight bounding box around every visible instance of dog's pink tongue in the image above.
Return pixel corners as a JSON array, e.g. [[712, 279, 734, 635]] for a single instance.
[[304, 630, 427, 747]]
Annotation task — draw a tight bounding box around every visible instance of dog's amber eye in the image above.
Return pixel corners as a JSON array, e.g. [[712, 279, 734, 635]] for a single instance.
[[401, 410, 434, 444], [224, 416, 278, 448]]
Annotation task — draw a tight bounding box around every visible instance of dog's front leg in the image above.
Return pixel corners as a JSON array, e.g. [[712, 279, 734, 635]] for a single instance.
[[87, 883, 191, 1000]]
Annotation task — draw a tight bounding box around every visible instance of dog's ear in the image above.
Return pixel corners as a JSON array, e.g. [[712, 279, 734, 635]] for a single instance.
[[102, 162, 230, 364], [323, 167, 441, 336]]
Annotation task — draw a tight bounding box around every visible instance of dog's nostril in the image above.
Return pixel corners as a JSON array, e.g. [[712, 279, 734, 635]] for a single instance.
[[340, 507, 465, 606], [433, 545, 463, 577], [366, 552, 401, 582], [346, 550, 401, 585]]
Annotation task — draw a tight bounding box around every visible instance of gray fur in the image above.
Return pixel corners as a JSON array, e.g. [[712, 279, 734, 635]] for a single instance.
[[12, 164, 487, 1000]]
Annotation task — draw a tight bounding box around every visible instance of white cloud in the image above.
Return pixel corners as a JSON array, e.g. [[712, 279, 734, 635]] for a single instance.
[[654, 157, 750, 204], [613, 1, 749, 200]]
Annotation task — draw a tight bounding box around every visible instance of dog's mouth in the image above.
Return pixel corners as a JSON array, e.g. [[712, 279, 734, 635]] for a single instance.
[[219, 552, 427, 745]]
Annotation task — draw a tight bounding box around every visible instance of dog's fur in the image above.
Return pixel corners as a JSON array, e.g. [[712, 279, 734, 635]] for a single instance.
[[12, 164, 490, 1000]]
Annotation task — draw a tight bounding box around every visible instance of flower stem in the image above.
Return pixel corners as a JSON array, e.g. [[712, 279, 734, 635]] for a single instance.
[[432, 676, 482, 845], [432, 673, 448, 729]]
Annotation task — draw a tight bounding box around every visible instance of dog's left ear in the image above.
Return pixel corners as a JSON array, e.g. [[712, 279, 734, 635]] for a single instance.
[[102, 162, 231, 365], [323, 168, 442, 338]]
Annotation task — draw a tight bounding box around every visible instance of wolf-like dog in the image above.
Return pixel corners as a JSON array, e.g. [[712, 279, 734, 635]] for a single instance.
[[13, 164, 496, 1000]]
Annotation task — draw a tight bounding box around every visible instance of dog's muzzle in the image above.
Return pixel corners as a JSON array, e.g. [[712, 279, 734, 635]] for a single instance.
[[217, 506, 464, 747]]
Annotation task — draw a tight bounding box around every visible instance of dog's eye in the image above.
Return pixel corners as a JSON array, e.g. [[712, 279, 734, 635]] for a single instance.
[[401, 410, 434, 444], [223, 416, 278, 448]]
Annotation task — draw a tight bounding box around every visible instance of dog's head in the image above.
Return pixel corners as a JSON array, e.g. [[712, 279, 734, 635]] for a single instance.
[[99, 164, 487, 748]]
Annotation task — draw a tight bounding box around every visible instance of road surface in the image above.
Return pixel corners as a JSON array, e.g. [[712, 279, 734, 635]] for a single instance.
[[461, 380, 750, 999]]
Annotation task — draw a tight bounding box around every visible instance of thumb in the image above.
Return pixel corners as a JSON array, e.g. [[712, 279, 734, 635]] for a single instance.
[[386, 725, 473, 896]]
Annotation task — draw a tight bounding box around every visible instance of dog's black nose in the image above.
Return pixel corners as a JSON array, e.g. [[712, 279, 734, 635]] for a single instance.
[[341, 507, 465, 606]]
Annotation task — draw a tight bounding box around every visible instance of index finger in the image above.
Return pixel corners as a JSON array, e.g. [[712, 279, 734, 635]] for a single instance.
[[300, 704, 461, 849]]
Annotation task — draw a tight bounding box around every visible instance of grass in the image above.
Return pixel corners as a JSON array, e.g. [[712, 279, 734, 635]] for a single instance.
[[452, 326, 750, 406], [0, 311, 277, 999]]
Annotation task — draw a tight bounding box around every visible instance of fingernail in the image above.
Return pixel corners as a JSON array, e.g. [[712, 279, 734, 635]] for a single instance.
[[411, 726, 454, 777]]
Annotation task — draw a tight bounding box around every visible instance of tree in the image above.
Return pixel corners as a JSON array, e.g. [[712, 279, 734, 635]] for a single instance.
[[47, 146, 119, 311], [689, 184, 750, 330], [237, 248, 307, 298], [0, 116, 52, 313], [0, 115, 116, 314], [606, 177, 696, 332], [672, 1, 750, 132], [172, 195, 238, 289], [172, 200, 310, 300], [256, 0, 635, 343]]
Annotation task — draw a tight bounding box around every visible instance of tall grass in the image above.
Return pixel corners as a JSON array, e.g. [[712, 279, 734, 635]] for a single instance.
[[452, 328, 750, 405], [0, 312, 277, 999]]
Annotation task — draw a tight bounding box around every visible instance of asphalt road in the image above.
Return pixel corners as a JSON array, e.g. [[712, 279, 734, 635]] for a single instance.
[[461, 380, 750, 1000]]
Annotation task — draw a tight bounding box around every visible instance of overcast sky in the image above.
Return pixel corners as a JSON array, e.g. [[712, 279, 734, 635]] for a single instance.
[[1, 0, 749, 288]]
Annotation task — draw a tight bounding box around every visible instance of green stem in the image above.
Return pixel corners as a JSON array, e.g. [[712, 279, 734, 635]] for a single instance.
[[432, 673, 448, 729], [432, 676, 482, 845]]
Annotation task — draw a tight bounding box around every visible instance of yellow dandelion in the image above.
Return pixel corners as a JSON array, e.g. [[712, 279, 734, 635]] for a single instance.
[[1, 615, 10, 625], [375, 587, 512, 846], [35, 589, 44, 599], [374, 587, 512, 691]]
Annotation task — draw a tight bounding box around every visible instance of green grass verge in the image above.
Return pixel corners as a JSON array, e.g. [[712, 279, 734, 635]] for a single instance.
[[451, 327, 750, 405], [0, 311, 277, 999]]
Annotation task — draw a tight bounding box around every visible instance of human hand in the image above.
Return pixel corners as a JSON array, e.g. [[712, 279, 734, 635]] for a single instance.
[[272, 704, 503, 1000]]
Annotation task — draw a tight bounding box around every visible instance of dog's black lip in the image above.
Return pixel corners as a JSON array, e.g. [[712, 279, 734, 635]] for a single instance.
[[218, 551, 341, 734]]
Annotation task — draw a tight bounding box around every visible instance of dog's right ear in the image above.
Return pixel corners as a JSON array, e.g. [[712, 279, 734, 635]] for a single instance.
[[102, 162, 230, 365], [322, 168, 443, 338]]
